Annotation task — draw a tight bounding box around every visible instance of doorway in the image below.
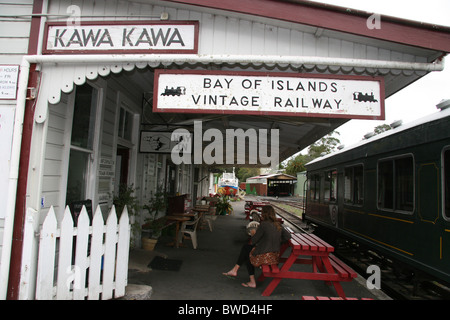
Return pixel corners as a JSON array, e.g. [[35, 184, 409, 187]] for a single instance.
[[115, 146, 130, 195], [165, 160, 176, 196]]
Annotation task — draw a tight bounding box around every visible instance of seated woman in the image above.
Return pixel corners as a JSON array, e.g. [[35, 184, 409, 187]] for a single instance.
[[222, 205, 291, 288]]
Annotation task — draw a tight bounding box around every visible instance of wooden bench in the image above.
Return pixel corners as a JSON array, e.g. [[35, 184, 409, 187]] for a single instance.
[[328, 254, 357, 279], [261, 264, 280, 275], [302, 296, 373, 300], [258, 232, 358, 298]]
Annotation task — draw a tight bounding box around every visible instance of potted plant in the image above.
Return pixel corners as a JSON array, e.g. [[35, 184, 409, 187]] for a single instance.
[[215, 196, 233, 215], [113, 184, 140, 248], [141, 189, 168, 250]]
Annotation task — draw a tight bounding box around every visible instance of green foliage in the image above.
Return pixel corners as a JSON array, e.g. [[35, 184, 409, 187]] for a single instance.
[[283, 131, 341, 176], [142, 188, 168, 239], [307, 131, 341, 158], [235, 167, 260, 183], [283, 153, 313, 176], [143, 188, 168, 220], [112, 184, 140, 247], [113, 184, 140, 217], [215, 196, 233, 215]]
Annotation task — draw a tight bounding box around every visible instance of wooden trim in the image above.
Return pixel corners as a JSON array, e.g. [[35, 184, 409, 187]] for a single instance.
[[163, 0, 450, 53], [27, 0, 44, 55]]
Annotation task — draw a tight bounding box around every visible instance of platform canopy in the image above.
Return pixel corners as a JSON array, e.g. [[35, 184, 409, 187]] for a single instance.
[[40, 0, 450, 167]]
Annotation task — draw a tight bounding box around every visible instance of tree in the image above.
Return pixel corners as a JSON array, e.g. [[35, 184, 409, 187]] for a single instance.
[[283, 153, 312, 176], [235, 167, 260, 183], [283, 131, 341, 176], [307, 131, 341, 158]]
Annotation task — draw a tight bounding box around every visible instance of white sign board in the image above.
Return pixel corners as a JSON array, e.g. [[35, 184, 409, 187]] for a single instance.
[[44, 21, 198, 54], [0, 65, 19, 100], [154, 70, 385, 120], [140, 131, 192, 154]]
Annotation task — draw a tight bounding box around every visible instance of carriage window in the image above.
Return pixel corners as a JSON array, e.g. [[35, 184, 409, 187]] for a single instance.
[[378, 156, 414, 212], [309, 174, 321, 202], [324, 170, 337, 202], [344, 165, 364, 205], [444, 149, 450, 219]]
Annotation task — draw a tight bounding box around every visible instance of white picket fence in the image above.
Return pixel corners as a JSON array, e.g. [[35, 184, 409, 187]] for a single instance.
[[19, 205, 130, 300]]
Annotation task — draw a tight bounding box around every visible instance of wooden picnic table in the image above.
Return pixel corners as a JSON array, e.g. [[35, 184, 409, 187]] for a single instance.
[[258, 232, 357, 298], [166, 215, 191, 248], [192, 205, 211, 229]]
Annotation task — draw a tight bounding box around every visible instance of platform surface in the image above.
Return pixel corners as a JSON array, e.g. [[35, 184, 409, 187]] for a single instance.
[[127, 197, 391, 301]]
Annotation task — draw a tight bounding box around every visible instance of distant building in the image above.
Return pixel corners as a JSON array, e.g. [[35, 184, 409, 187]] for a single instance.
[[246, 173, 297, 196]]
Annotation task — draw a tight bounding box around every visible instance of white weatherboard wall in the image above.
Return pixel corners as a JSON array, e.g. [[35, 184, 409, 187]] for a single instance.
[[0, 0, 33, 270]]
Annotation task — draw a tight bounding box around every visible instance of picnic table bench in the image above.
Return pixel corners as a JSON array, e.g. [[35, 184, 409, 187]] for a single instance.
[[302, 296, 373, 300], [258, 232, 357, 298]]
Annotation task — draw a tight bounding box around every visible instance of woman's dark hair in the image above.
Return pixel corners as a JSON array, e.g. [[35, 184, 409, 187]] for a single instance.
[[261, 205, 281, 231]]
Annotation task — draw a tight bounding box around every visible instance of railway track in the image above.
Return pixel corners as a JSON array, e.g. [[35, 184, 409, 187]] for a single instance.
[[263, 197, 450, 300], [271, 204, 309, 233]]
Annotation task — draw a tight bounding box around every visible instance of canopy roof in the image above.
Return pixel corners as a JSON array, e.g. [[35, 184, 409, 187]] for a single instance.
[[41, 0, 450, 166]]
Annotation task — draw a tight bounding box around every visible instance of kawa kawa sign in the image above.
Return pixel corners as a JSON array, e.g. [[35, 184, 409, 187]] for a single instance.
[[43, 21, 198, 54], [154, 70, 385, 119]]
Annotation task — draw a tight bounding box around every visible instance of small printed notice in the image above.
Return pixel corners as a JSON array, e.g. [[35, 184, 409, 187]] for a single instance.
[[0, 65, 19, 100]]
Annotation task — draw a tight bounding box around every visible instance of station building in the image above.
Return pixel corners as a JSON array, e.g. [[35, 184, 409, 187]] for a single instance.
[[0, 0, 449, 299]]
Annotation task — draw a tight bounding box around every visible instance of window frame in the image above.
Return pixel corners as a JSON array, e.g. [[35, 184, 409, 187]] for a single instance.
[[63, 81, 103, 207], [377, 153, 415, 215], [324, 168, 338, 203], [344, 163, 364, 206], [309, 173, 321, 202]]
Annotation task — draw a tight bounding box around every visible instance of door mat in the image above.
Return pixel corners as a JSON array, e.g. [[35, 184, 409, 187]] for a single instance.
[[149, 256, 183, 271]]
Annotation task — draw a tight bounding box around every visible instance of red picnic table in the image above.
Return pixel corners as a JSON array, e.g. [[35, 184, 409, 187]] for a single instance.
[[257, 232, 357, 298]]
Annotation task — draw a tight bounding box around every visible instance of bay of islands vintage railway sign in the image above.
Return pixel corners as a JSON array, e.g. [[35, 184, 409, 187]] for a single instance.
[[43, 21, 198, 54], [154, 70, 385, 120]]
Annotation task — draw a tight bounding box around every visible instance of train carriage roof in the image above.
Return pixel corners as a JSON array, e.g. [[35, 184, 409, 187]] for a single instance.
[[306, 100, 450, 167]]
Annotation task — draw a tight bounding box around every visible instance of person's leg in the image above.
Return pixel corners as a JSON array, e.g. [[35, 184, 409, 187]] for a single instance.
[[242, 254, 256, 288], [242, 275, 256, 288], [223, 244, 253, 277]]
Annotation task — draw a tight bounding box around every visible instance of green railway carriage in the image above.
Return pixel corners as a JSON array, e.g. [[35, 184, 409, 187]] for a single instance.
[[305, 103, 450, 285]]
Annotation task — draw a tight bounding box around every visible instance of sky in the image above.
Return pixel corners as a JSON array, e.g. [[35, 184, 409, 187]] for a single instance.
[[305, 0, 450, 149]]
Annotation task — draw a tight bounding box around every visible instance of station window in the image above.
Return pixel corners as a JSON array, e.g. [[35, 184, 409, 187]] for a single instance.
[[70, 83, 97, 150], [344, 165, 364, 205], [66, 83, 98, 205], [118, 107, 133, 142], [324, 169, 337, 202], [309, 174, 321, 201], [444, 148, 450, 219], [377, 155, 414, 213]]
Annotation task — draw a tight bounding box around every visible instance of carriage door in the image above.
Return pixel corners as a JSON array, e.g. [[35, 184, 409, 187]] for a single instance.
[[418, 160, 441, 266], [442, 148, 450, 269]]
